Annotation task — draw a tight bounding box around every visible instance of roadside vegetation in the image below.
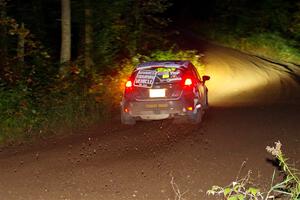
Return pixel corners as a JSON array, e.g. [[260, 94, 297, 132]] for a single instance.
[[190, 0, 300, 64], [199, 29, 300, 64], [0, 0, 206, 144], [207, 141, 300, 200], [0, 0, 169, 144]]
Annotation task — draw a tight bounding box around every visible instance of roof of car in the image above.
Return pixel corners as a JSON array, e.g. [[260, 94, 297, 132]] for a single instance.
[[136, 60, 191, 70]]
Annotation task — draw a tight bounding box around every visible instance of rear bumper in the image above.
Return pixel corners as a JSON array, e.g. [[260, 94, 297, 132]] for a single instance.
[[121, 99, 194, 120]]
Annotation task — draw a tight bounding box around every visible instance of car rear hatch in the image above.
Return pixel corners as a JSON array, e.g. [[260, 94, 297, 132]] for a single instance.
[[131, 66, 184, 101]]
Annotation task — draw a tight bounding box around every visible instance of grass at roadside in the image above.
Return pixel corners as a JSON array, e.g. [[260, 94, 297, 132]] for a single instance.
[[191, 24, 300, 65], [0, 83, 105, 145]]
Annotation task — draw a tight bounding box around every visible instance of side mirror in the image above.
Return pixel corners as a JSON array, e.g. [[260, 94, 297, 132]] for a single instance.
[[202, 75, 210, 82]]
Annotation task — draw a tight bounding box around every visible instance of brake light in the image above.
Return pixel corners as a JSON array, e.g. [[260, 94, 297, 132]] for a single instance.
[[184, 78, 193, 86], [125, 79, 134, 94], [126, 80, 132, 88]]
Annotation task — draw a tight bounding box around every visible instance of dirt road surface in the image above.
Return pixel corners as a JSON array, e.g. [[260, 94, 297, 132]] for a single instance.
[[1, 41, 300, 200]]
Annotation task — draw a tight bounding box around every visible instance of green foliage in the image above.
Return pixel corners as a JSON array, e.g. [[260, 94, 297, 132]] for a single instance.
[[196, 21, 300, 64], [0, 86, 36, 143], [0, 74, 105, 144], [207, 171, 264, 200], [290, 3, 300, 41], [207, 141, 300, 200], [0, 0, 176, 144], [0, 13, 103, 143], [0, 15, 52, 86], [214, 0, 292, 34], [147, 49, 205, 74], [266, 142, 300, 199], [89, 0, 172, 69], [193, 0, 300, 64], [42, 85, 104, 134], [215, 32, 300, 64]]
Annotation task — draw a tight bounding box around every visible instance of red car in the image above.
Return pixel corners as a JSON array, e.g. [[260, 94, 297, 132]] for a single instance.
[[121, 60, 210, 125]]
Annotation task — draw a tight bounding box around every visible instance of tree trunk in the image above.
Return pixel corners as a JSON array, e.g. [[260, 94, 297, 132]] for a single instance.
[[60, 0, 71, 67], [17, 23, 25, 63], [0, 1, 7, 66], [84, 2, 93, 70]]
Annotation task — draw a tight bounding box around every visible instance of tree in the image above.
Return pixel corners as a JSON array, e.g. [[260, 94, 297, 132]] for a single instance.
[[17, 23, 28, 62], [60, 0, 71, 66], [84, 0, 93, 69], [290, 2, 300, 42], [90, 0, 171, 69], [0, 0, 7, 66]]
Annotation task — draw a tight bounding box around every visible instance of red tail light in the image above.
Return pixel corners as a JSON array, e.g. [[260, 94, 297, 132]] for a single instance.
[[125, 80, 133, 93], [125, 80, 132, 88], [184, 78, 193, 86]]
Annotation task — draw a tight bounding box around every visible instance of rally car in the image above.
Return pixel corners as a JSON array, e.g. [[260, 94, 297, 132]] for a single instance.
[[120, 60, 210, 125]]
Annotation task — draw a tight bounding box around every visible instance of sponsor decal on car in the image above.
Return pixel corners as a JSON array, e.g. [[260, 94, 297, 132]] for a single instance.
[[134, 70, 157, 88]]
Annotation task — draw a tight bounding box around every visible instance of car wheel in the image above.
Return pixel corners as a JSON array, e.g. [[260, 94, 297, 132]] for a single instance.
[[189, 108, 203, 124], [204, 94, 209, 110], [121, 110, 136, 125]]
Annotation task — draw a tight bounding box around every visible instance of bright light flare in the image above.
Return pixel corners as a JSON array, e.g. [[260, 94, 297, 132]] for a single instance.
[[203, 48, 295, 106]]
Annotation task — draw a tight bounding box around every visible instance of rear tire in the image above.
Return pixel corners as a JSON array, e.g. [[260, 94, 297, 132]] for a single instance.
[[203, 93, 209, 110], [189, 108, 203, 124], [121, 110, 136, 125]]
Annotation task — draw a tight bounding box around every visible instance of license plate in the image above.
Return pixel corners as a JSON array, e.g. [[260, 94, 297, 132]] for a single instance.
[[145, 103, 168, 108], [145, 104, 157, 108], [149, 89, 166, 98]]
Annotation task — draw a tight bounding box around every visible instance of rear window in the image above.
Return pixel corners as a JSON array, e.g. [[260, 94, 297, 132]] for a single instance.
[[133, 67, 184, 88]]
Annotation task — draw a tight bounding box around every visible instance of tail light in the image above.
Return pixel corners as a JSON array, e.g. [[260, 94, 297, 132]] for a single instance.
[[125, 80, 133, 88], [183, 77, 194, 88], [125, 80, 133, 93], [184, 78, 193, 86]]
